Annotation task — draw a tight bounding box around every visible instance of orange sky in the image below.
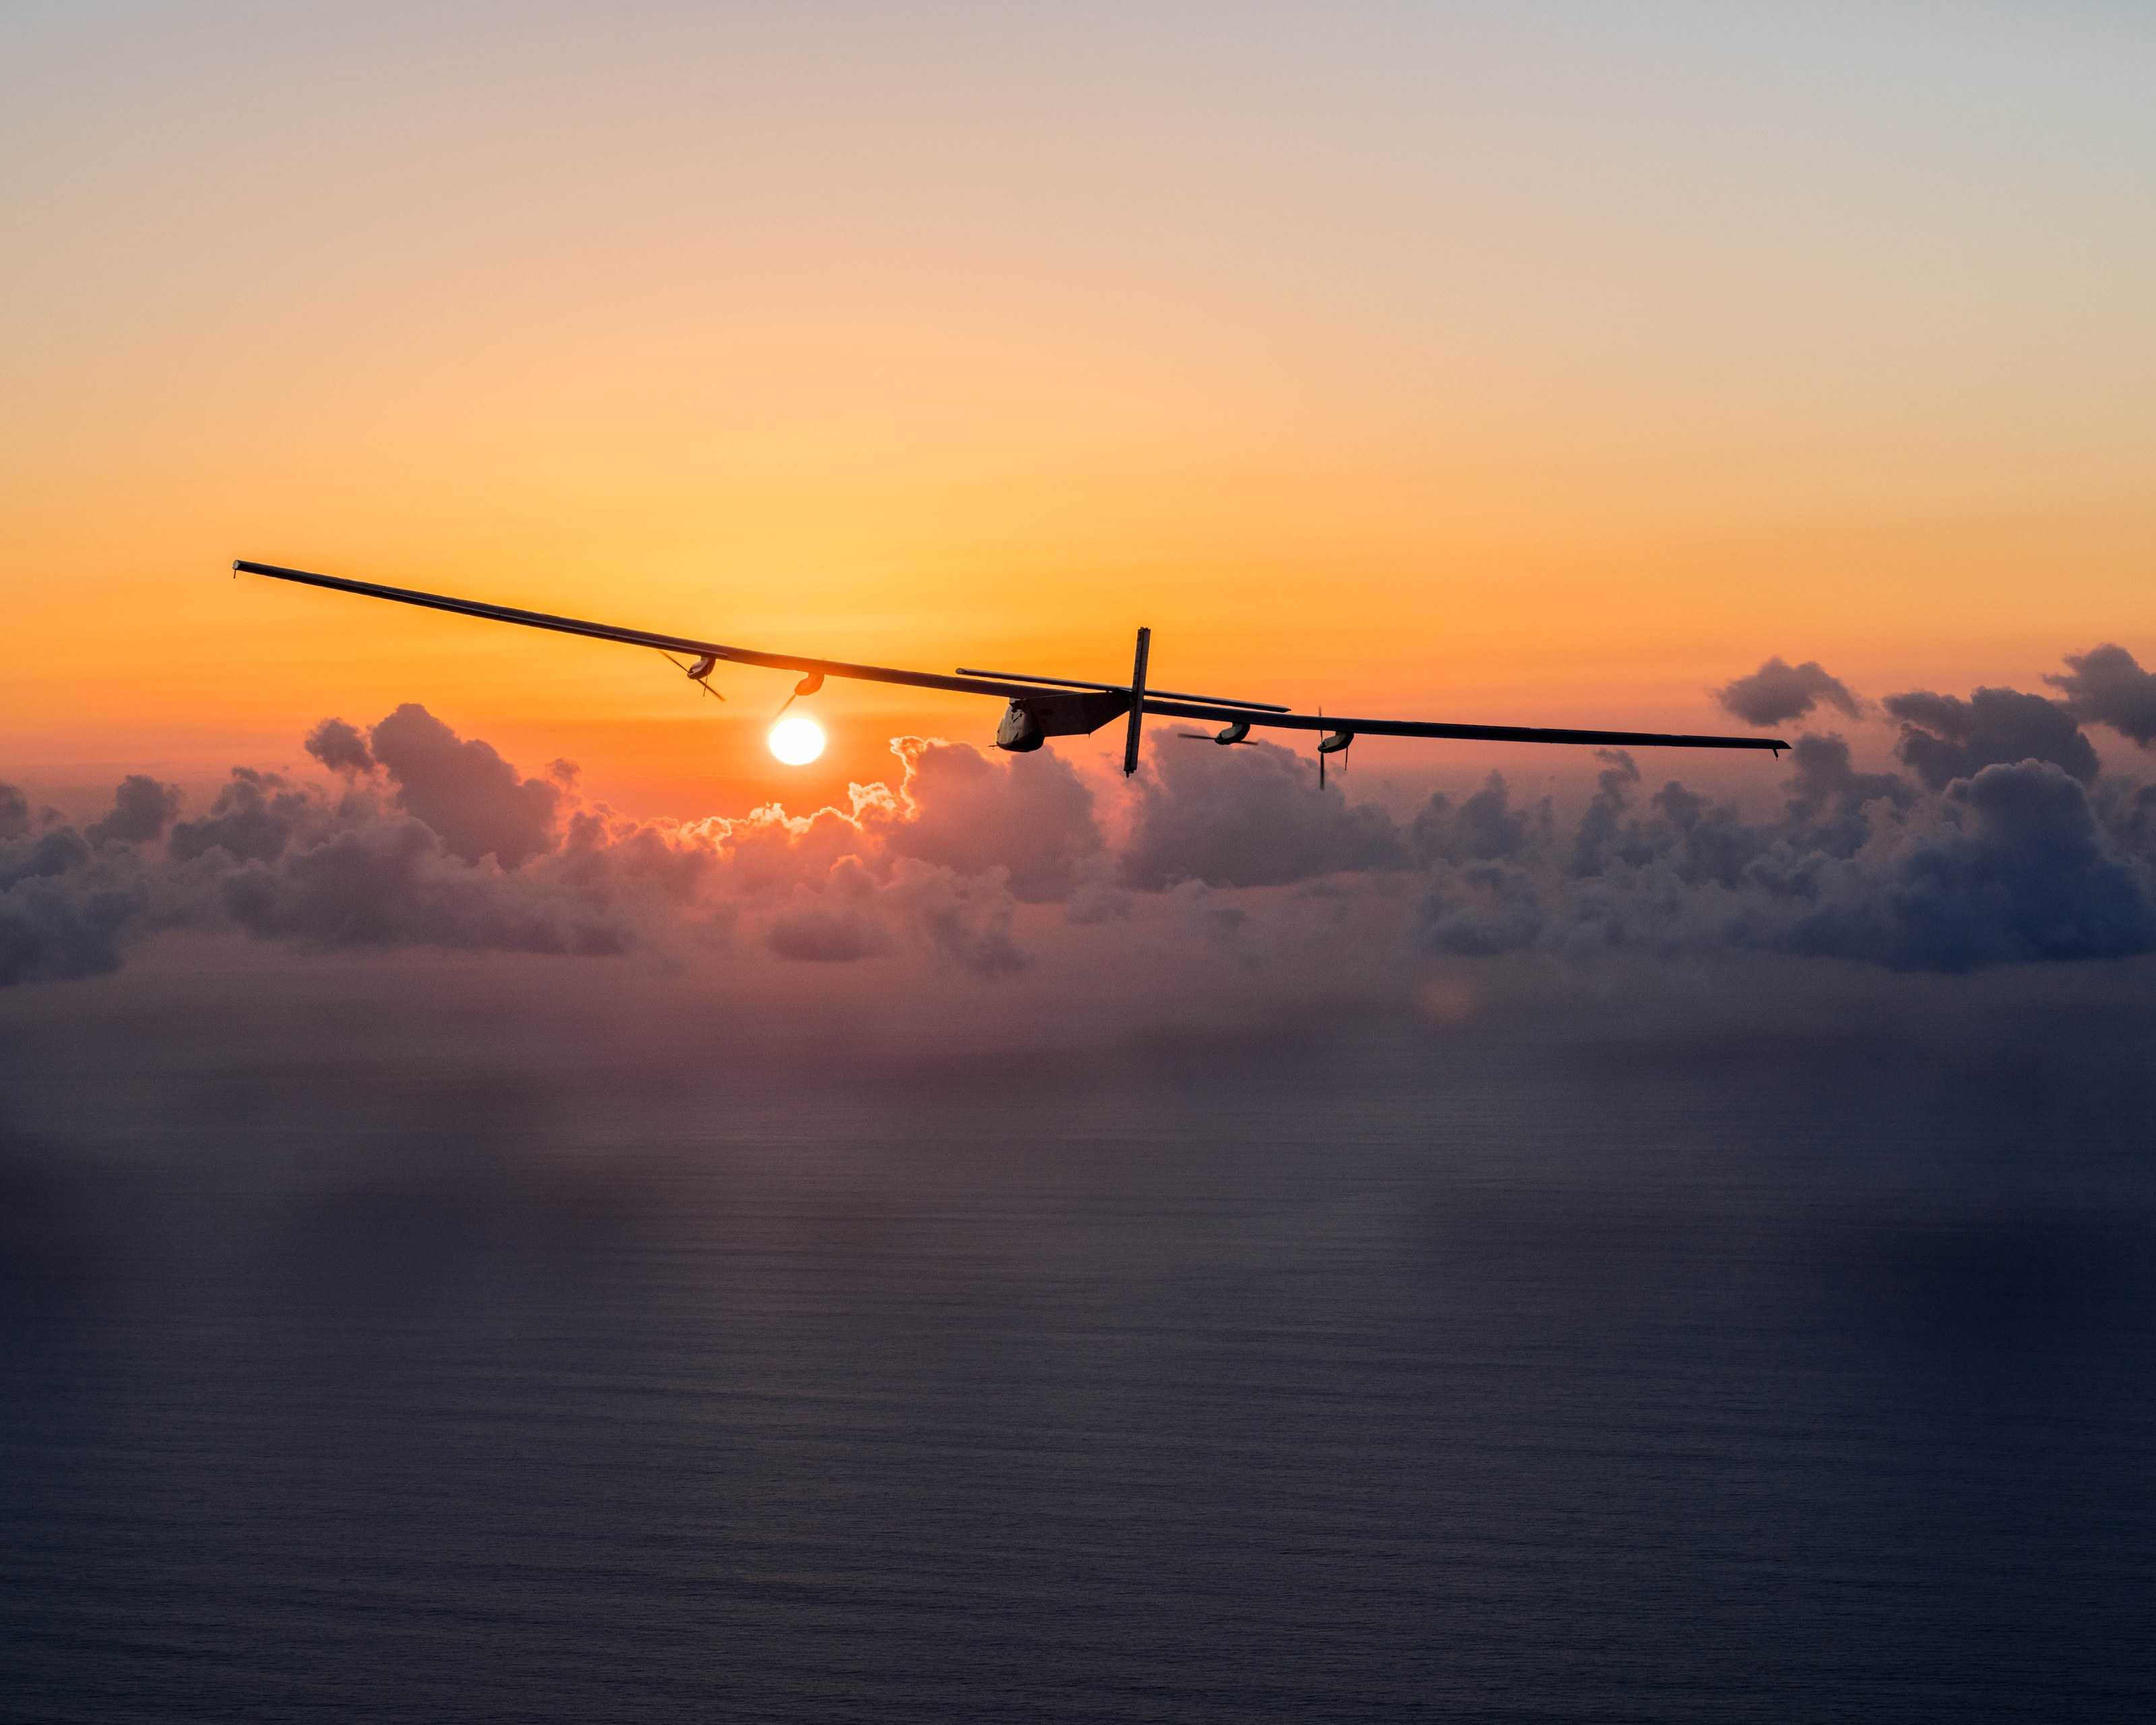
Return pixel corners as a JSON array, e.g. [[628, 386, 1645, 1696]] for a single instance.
[[5, 3, 2151, 815]]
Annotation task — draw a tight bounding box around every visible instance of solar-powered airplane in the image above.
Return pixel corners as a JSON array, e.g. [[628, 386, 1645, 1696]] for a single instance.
[[234, 560, 1787, 782]]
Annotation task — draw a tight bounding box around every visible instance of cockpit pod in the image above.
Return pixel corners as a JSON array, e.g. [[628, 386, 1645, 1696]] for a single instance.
[[994, 688, 1130, 753]]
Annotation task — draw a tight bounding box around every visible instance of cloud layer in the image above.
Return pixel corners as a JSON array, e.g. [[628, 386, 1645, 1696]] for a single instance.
[[7, 640, 2156, 989]]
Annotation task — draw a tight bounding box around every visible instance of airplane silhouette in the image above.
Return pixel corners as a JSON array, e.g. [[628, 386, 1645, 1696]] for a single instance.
[[235, 560, 1786, 782]]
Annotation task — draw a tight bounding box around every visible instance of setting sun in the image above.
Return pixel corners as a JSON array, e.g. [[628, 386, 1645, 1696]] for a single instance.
[[767, 714, 827, 766]]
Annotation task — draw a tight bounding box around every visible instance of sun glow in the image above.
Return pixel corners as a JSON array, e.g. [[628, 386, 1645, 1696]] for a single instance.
[[767, 713, 827, 765]]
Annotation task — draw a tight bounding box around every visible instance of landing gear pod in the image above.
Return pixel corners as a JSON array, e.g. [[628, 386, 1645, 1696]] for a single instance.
[[1317, 727, 1353, 787]]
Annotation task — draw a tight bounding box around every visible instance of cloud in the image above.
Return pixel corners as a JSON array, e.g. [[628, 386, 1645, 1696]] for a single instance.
[[2047, 644, 2156, 749], [765, 902, 891, 964], [1, 783, 33, 843], [1415, 858, 1548, 956], [84, 775, 183, 848], [1715, 656, 1863, 726], [169, 767, 323, 863], [1122, 739, 1403, 889], [367, 703, 561, 867], [2, 825, 90, 893], [218, 817, 638, 958], [1882, 687, 2099, 790], [0, 873, 148, 987], [305, 717, 376, 776], [0, 786, 160, 985], [5, 709, 1065, 984], [1412, 737, 2156, 972], [867, 738, 1103, 904], [1570, 750, 1649, 878], [881, 859, 1029, 976], [1779, 733, 1915, 855], [1785, 759, 2156, 971], [1411, 772, 1550, 866]]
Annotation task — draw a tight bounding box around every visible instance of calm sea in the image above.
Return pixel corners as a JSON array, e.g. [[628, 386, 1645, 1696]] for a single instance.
[[4, 987, 2153, 1720]]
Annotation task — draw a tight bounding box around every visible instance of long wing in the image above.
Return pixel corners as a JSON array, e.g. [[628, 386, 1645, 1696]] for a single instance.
[[235, 559, 1786, 754], [1141, 695, 1784, 753], [234, 560, 1047, 701]]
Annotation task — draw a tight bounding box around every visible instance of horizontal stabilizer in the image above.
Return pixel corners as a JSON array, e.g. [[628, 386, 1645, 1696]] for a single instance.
[[957, 669, 1286, 712]]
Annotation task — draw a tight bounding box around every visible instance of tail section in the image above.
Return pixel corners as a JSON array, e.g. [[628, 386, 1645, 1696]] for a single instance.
[[1122, 627, 1151, 777]]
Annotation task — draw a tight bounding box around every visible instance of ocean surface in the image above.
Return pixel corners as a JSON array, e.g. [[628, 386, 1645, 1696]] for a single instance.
[[4, 964, 2155, 1721]]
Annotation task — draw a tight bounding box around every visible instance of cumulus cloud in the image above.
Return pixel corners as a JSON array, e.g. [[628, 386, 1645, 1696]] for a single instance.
[[5, 712, 1089, 985], [305, 717, 375, 776], [1412, 734, 2155, 972], [1, 780, 158, 985], [868, 739, 1102, 904], [1882, 687, 2099, 790], [2048, 644, 2156, 749], [218, 817, 637, 958], [0, 873, 148, 986], [1789, 760, 2156, 970], [1122, 739, 1403, 889], [1411, 772, 1549, 866], [367, 703, 561, 867], [84, 775, 183, 848], [881, 859, 1029, 976], [169, 768, 319, 863], [1715, 656, 1863, 726], [1779, 733, 1915, 854]]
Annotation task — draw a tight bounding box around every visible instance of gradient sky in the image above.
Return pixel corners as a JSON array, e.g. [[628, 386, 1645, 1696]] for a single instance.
[[5, 1, 2151, 811], [9, 22, 2156, 1707]]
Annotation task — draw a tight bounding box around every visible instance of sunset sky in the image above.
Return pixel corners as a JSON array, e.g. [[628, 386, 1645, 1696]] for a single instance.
[[7, 1, 2151, 813], [11, 11, 2156, 1716]]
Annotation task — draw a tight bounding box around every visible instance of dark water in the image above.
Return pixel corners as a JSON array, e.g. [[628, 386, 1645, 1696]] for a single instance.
[[4, 992, 2155, 1720]]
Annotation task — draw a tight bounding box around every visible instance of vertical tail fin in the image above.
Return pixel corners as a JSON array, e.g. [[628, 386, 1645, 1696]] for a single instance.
[[1122, 626, 1151, 777]]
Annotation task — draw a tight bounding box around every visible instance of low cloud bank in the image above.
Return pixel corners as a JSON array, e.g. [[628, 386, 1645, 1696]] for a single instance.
[[7, 641, 2156, 986], [1413, 739, 2155, 971]]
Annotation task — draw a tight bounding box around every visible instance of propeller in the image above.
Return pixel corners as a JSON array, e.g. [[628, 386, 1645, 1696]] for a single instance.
[[1178, 720, 1253, 745], [773, 670, 825, 721], [660, 650, 726, 701], [1316, 705, 1354, 787]]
